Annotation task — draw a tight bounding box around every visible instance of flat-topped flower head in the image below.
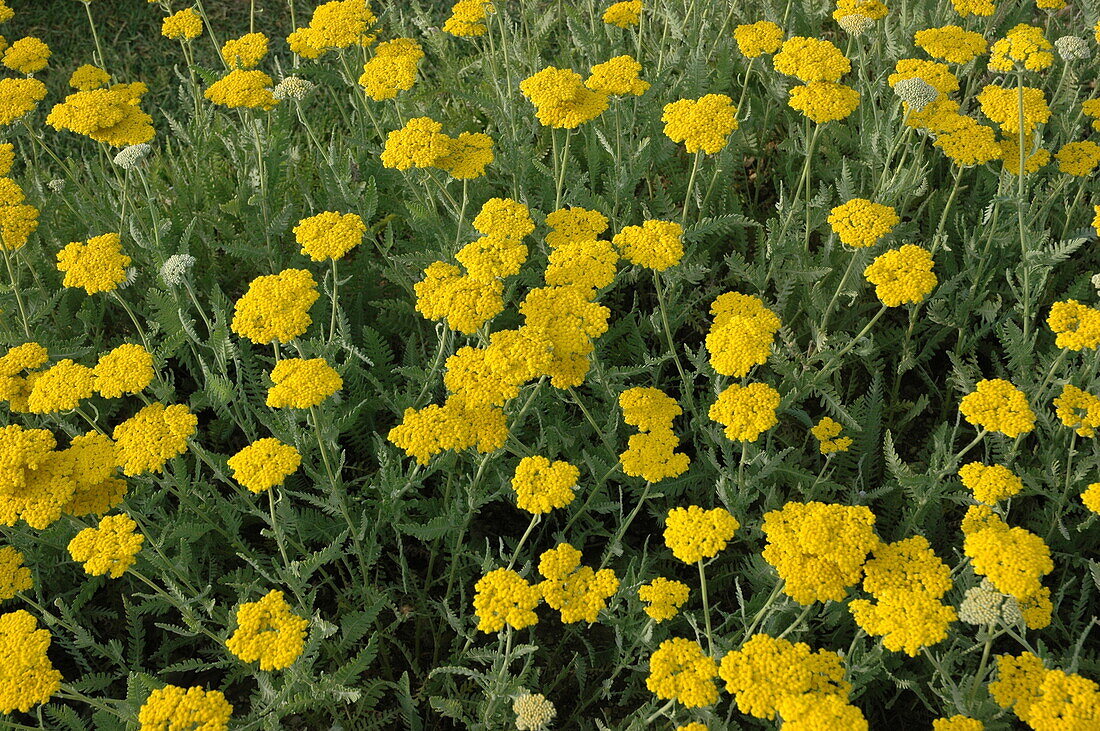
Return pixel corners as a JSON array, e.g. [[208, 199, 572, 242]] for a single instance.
[[709, 383, 780, 442], [0, 546, 31, 600], [706, 292, 781, 377], [811, 416, 852, 453], [788, 81, 860, 124], [0, 610, 62, 713], [828, 199, 899, 247], [638, 578, 689, 622], [69, 64, 110, 91], [1048, 300, 1100, 350], [773, 37, 851, 82], [221, 32, 269, 69], [664, 505, 739, 563], [520, 67, 608, 129], [138, 685, 233, 731], [661, 94, 738, 154], [226, 590, 308, 670], [294, 211, 366, 261], [94, 343, 154, 398], [442, 0, 491, 37], [989, 24, 1053, 72], [3, 37, 49, 74], [26, 359, 93, 413], [358, 37, 423, 100], [511, 455, 577, 514], [231, 269, 319, 344], [57, 233, 130, 294], [863, 244, 937, 306], [959, 378, 1035, 437], [734, 21, 783, 58], [205, 69, 277, 110], [513, 693, 556, 731], [951, 0, 994, 16], [646, 638, 719, 708], [602, 0, 641, 28], [473, 568, 540, 633], [0, 78, 46, 126], [536, 543, 618, 623], [613, 219, 683, 270], [380, 117, 451, 170], [977, 84, 1049, 135], [113, 403, 197, 476], [266, 358, 342, 409], [914, 25, 988, 63], [958, 462, 1023, 504], [227, 438, 302, 493], [1052, 384, 1100, 437], [67, 513, 143, 578], [161, 9, 202, 40], [850, 590, 956, 656]]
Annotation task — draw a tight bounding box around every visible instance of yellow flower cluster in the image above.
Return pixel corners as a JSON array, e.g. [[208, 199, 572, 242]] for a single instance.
[[56, 232, 130, 294], [734, 21, 784, 58], [762, 501, 878, 604], [0, 342, 47, 407], [773, 37, 851, 82], [26, 359, 93, 414], [618, 387, 690, 482], [227, 438, 301, 493], [0, 77, 46, 127], [977, 84, 1050, 135], [811, 416, 852, 453], [661, 94, 739, 154], [788, 81, 860, 124], [46, 83, 155, 146], [0, 175, 39, 250], [137, 684, 233, 731], [94, 343, 154, 398], [1055, 141, 1100, 176], [863, 244, 937, 306], [294, 211, 365, 261], [161, 8, 203, 40], [226, 590, 308, 670], [964, 522, 1052, 621], [959, 462, 1023, 504], [989, 24, 1053, 72], [538, 543, 618, 623], [205, 69, 278, 110], [1048, 300, 1100, 350], [513, 693, 556, 731], [612, 219, 683, 270], [959, 378, 1035, 437], [65, 431, 127, 518], [663, 506, 739, 563], [231, 269, 319, 344], [381, 116, 494, 179], [718, 633, 851, 720], [0, 545, 31, 599], [0, 610, 61, 714], [546, 206, 609, 248], [889, 59, 959, 96], [521, 67, 609, 129], [388, 394, 509, 464], [586, 55, 649, 97], [638, 577, 689, 622], [511, 455, 577, 514], [69, 63, 110, 91], [0, 425, 77, 528], [646, 637, 718, 708], [1053, 384, 1100, 437], [1082, 483, 1100, 514], [950, 0, 994, 16], [850, 536, 955, 655], [221, 32, 268, 69], [827, 198, 899, 248], [709, 382, 780, 442], [359, 38, 423, 101], [602, 0, 641, 28], [1084, 100, 1100, 132], [266, 357, 342, 409], [545, 237, 618, 290], [113, 402, 197, 476], [443, 331, 548, 407], [3, 36, 49, 74], [443, 0, 491, 37], [67, 513, 143, 578], [473, 567, 540, 632], [990, 653, 1100, 729], [776, 694, 868, 730], [519, 284, 610, 388], [287, 0, 376, 59]]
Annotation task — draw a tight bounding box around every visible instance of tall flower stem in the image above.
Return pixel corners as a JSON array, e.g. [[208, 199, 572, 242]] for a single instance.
[[554, 128, 573, 209], [1016, 70, 1031, 343], [111, 291, 151, 351], [506, 514, 540, 570], [653, 270, 694, 410], [83, 2, 107, 71], [699, 558, 714, 656], [328, 258, 339, 344], [681, 149, 703, 227], [2, 250, 30, 337]]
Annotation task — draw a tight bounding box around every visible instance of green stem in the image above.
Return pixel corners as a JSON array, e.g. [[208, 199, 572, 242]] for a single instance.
[[2, 249, 30, 337], [699, 559, 714, 656], [329, 258, 339, 344], [653, 270, 694, 410], [505, 514, 540, 570], [554, 128, 573, 209], [681, 149, 703, 227]]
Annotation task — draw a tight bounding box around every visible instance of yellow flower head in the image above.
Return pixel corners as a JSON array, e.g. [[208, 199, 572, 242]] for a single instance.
[[27, 359, 94, 414], [602, 0, 641, 28], [613, 219, 683, 270], [706, 292, 781, 377], [287, 0, 376, 58], [473, 567, 540, 633], [663, 505, 739, 563], [709, 382, 780, 442], [861, 535, 952, 598], [2, 36, 49, 74], [45, 85, 155, 147], [889, 59, 959, 96], [811, 416, 853, 453], [227, 438, 301, 493], [959, 378, 1035, 437], [0, 77, 46, 126], [380, 117, 451, 170], [788, 82, 860, 124], [537, 543, 618, 623], [472, 198, 535, 242], [414, 262, 504, 334], [294, 211, 366, 261], [773, 37, 851, 82], [69, 64, 110, 91], [1055, 141, 1100, 177], [964, 523, 1052, 600], [850, 590, 956, 656], [951, 0, 995, 16], [520, 67, 609, 129], [828, 199, 900, 248], [586, 55, 649, 96], [545, 206, 609, 248], [513, 693, 556, 731], [977, 84, 1049, 135], [67, 513, 143, 578], [437, 131, 494, 180], [989, 24, 1053, 72], [442, 0, 492, 37], [661, 94, 738, 154], [863, 244, 937, 306], [776, 695, 869, 730], [1048, 300, 1100, 350], [388, 395, 508, 464], [734, 21, 784, 58], [226, 590, 308, 670], [0, 610, 62, 714], [1082, 483, 1100, 514], [221, 32, 269, 69], [231, 268, 319, 345], [94, 343, 154, 398], [914, 25, 988, 63], [161, 9, 203, 40], [646, 638, 718, 708], [619, 387, 681, 431], [113, 403, 197, 476], [358, 37, 423, 100], [56, 233, 130, 294], [0, 425, 76, 529], [138, 685, 233, 731], [205, 69, 277, 110], [0, 545, 31, 600], [638, 577, 689, 622], [1052, 383, 1100, 437], [545, 237, 618, 290], [266, 358, 342, 409], [511, 455, 577, 514], [958, 462, 1024, 504], [718, 633, 850, 719], [761, 500, 878, 604]]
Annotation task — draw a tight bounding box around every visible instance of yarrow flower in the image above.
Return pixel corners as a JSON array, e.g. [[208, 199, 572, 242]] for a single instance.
[[294, 211, 366, 261], [161, 9, 203, 40], [706, 292, 781, 377], [287, 0, 376, 59], [266, 358, 342, 409], [828, 199, 899, 247], [586, 55, 649, 96], [989, 24, 1053, 72], [959, 379, 1035, 438], [977, 84, 1049, 135], [56, 233, 130, 294], [959, 462, 1023, 504], [358, 38, 423, 100], [0, 546, 31, 600], [69, 63, 110, 91], [646, 638, 719, 708], [734, 21, 784, 58], [473, 568, 540, 632], [1082, 483, 1100, 514], [618, 387, 690, 482], [2, 37, 50, 74], [537, 543, 618, 623], [788, 81, 860, 123], [205, 69, 278, 110], [226, 590, 309, 670], [93, 343, 154, 398], [67, 513, 143, 578], [761, 501, 878, 604], [709, 383, 780, 442], [990, 653, 1100, 728], [0, 77, 46, 127], [113, 403, 197, 476], [773, 37, 851, 82], [776, 694, 869, 730], [638, 578, 689, 622], [863, 244, 937, 306], [137, 685, 233, 731], [1054, 141, 1100, 177], [1048, 300, 1100, 350], [1053, 384, 1100, 437], [26, 359, 93, 414], [442, 0, 492, 37], [602, 0, 641, 28], [112, 142, 151, 170], [227, 438, 301, 493], [811, 416, 852, 453], [950, 0, 995, 16], [661, 94, 738, 154], [663, 506, 739, 563], [520, 67, 608, 129], [612, 219, 683, 270], [380, 116, 452, 170], [221, 32, 269, 69], [0, 610, 62, 713], [513, 693, 556, 731], [46, 83, 155, 146], [511, 456, 577, 514], [231, 269, 319, 345], [914, 25, 988, 64]]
